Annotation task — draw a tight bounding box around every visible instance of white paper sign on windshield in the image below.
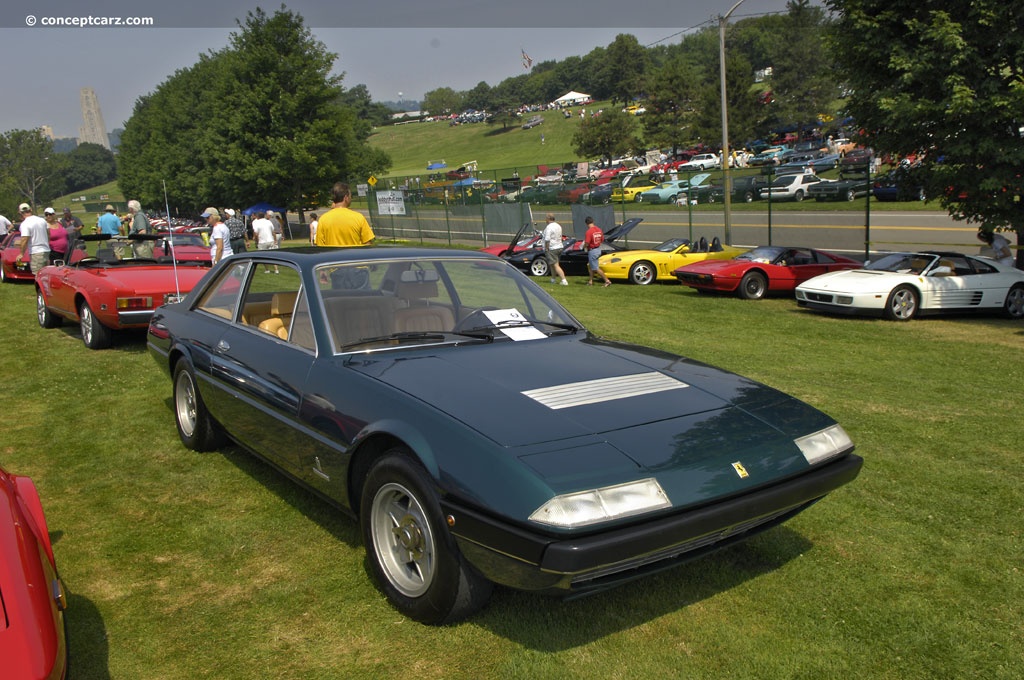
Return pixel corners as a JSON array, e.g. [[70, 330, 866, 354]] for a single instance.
[[482, 308, 546, 341]]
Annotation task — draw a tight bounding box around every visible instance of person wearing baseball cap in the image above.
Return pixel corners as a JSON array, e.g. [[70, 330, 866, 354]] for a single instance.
[[16, 203, 50, 273], [202, 207, 233, 264], [60, 207, 83, 242]]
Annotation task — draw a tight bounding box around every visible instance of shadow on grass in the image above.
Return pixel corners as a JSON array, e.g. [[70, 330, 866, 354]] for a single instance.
[[484, 126, 519, 137], [473, 526, 812, 649], [50, 323, 152, 353], [65, 589, 111, 679]]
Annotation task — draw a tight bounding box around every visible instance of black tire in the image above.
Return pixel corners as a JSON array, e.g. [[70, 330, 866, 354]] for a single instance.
[[172, 360, 226, 452], [743, 191, 754, 203], [0, 265, 6, 283], [845, 189, 856, 201], [361, 449, 493, 624], [629, 260, 656, 285], [884, 284, 918, 321], [1003, 284, 1024, 319], [739, 271, 768, 300], [633, 194, 642, 202], [794, 190, 805, 202], [79, 301, 111, 349], [529, 256, 549, 277], [706, 192, 716, 204], [37, 290, 61, 329]]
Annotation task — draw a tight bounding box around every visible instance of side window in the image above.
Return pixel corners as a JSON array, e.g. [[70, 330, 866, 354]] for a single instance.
[[240, 266, 306, 345], [196, 262, 249, 321]]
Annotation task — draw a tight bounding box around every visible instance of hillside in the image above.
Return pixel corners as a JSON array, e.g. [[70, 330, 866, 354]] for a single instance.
[[368, 105, 615, 178]]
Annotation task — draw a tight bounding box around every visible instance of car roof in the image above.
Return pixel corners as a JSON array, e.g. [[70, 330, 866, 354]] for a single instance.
[[233, 246, 495, 266]]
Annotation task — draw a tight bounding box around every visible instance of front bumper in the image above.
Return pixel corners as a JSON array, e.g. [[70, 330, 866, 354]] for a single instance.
[[445, 452, 863, 595]]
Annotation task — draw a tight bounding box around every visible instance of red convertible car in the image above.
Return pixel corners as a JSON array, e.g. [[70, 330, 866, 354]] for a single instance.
[[35, 234, 211, 349], [1, 231, 36, 283], [674, 245, 862, 299], [0, 464, 68, 680], [153, 232, 213, 264]]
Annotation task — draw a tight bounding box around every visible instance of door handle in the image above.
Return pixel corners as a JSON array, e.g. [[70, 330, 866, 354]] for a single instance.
[[216, 339, 230, 353]]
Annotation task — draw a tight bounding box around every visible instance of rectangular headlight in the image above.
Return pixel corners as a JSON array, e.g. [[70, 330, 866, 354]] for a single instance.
[[796, 424, 853, 465], [528, 478, 671, 528]]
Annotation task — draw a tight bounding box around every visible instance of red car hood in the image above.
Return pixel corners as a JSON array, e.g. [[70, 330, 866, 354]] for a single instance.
[[78, 265, 209, 294], [674, 258, 749, 275]]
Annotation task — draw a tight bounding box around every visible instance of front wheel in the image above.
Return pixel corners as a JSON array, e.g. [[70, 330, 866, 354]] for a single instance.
[[173, 361, 226, 451], [79, 301, 111, 349], [361, 449, 493, 624], [846, 189, 856, 201], [529, 256, 549, 277], [885, 285, 918, 321], [37, 290, 61, 328], [629, 261, 656, 285], [794, 190, 805, 202], [739, 271, 768, 300], [1003, 284, 1024, 319], [743, 191, 754, 203]]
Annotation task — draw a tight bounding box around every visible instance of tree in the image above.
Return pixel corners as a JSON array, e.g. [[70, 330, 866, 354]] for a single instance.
[[422, 87, 462, 116], [118, 7, 389, 215], [595, 34, 650, 105], [0, 128, 66, 211], [64, 142, 117, 193], [826, 0, 1024, 265], [770, 1, 839, 137], [571, 109, 641, 165], [642, 56, 703, 154]]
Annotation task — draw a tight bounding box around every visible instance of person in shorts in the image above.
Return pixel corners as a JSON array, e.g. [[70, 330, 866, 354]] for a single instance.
[[583, 216, 611, 287], [541, 213, 568, 285]]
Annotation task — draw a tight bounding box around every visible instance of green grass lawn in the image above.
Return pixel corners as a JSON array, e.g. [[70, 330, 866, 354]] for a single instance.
[[1, 261, 1021, 679]]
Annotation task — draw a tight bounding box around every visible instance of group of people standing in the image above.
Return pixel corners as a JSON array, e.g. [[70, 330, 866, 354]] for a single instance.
[[541, 213, 611, 287], [10, 203, 88, 273]]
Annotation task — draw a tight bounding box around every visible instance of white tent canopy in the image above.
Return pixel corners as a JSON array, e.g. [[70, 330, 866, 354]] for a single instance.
[[552, 91, 591, 106]]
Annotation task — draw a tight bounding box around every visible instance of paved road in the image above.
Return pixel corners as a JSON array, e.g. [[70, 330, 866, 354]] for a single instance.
[[373, 204, 981, 258]]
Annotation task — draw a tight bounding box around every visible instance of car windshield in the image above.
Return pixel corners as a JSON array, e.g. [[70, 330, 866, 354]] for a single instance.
[[737, 246, 785, 263], [655, 238, 691, 252], [314, 257, 581, 354], [865, 253, 937, 274]]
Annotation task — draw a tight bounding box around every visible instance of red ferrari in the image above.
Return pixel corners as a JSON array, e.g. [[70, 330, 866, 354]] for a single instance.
[[1, 231, 36, 283], [153, 232, 213, 264], [0, 465, 68, 680], [674, 245, 861, 299], [35, 234, 211, 349]]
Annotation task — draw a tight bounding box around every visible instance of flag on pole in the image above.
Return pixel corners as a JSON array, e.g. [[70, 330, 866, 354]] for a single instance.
[[521, 48, 533, 70]]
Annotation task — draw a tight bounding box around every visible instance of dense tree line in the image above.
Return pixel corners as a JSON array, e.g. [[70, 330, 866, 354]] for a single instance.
[[424, 1, 836, 156], [117, 7, 390, 216]]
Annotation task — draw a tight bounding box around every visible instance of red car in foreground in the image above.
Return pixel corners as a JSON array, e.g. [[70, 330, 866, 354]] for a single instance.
[[0, 464, 68, 680], [35, 234, 211, 349], [1, 231, 36, 283], [674, 245, 862, 299]]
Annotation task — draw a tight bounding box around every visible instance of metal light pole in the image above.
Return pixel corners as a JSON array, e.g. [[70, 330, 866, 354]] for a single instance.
[[719, 0, 747, 246]]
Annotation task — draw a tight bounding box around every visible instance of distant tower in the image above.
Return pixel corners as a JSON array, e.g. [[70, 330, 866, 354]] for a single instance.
[[79, 87, 111, 150]]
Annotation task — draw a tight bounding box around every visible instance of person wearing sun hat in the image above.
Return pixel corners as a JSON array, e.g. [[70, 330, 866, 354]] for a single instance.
[[16, 203, 50, 273], [97, 204, 121, 236], [202, 207, 233, 264]]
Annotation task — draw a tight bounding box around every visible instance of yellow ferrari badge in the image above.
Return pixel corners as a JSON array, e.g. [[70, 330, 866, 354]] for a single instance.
[[732, 461, 749, 479]]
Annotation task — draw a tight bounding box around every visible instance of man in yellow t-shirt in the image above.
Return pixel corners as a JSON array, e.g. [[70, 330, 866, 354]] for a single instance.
[[314, 182, 375, 247]]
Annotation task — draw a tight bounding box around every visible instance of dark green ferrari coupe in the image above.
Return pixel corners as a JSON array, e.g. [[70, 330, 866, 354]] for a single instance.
[[148, 247, 861, 624]]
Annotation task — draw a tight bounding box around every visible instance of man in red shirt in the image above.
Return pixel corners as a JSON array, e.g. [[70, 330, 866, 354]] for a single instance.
[[584, 216, 611, 287]]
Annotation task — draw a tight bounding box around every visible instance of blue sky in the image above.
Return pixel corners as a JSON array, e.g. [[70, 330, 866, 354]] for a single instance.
[[1, 0, 806, 138]]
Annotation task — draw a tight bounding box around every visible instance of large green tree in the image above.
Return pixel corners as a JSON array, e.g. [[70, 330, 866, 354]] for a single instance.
[[64, 142, 117, 193], [770, 1, 839, 136], [118, 7, 388, 215], [0, 128, 66, 212], [571, 109, 641, 165], [826, 0, 1024, 263], [422, 87, 462, 117]]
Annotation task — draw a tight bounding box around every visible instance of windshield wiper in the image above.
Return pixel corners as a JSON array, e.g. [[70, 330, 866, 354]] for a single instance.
[[340, 330, 491, 351]]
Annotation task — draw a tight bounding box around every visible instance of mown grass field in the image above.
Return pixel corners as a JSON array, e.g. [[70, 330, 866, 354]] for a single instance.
[[1, 251, 1021, 679]]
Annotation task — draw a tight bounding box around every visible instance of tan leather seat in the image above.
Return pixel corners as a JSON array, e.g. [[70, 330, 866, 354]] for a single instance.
[[395, 306, 455, 332], [258, 317, 288, 340]]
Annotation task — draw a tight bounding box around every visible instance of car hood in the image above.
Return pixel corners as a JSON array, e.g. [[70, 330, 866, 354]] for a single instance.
[[799, 268, 896, 292], [675, 258, 751, 275], [351, 336, 835, 497]]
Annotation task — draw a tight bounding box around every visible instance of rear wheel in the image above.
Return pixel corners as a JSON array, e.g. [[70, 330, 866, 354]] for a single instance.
[[1003, 284, 1024, 319], [794, 190, 805, 202], [629, 261, 656, 285], [79, 301, 111, 349], [37, 290, 61, 328], [173, 361, 226, 451], [361, 449, 493, 624], [743, 191, 754, 203], [845, 189, 856, 201], [739, 271, 768, 300], [529, 256, 549, 277], [884, 285, 918, 321]]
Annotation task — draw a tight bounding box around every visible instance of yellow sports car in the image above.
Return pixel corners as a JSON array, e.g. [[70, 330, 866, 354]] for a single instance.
[[609, 178, 658, 202], [599, 237, 747, 285]]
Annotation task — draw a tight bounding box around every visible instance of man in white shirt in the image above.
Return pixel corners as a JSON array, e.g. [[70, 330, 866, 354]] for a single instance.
[[542, 213, 568, 286], [250, 211, 279, 273], [15, 203, 50, 273], [0, 212, 11, 237]]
